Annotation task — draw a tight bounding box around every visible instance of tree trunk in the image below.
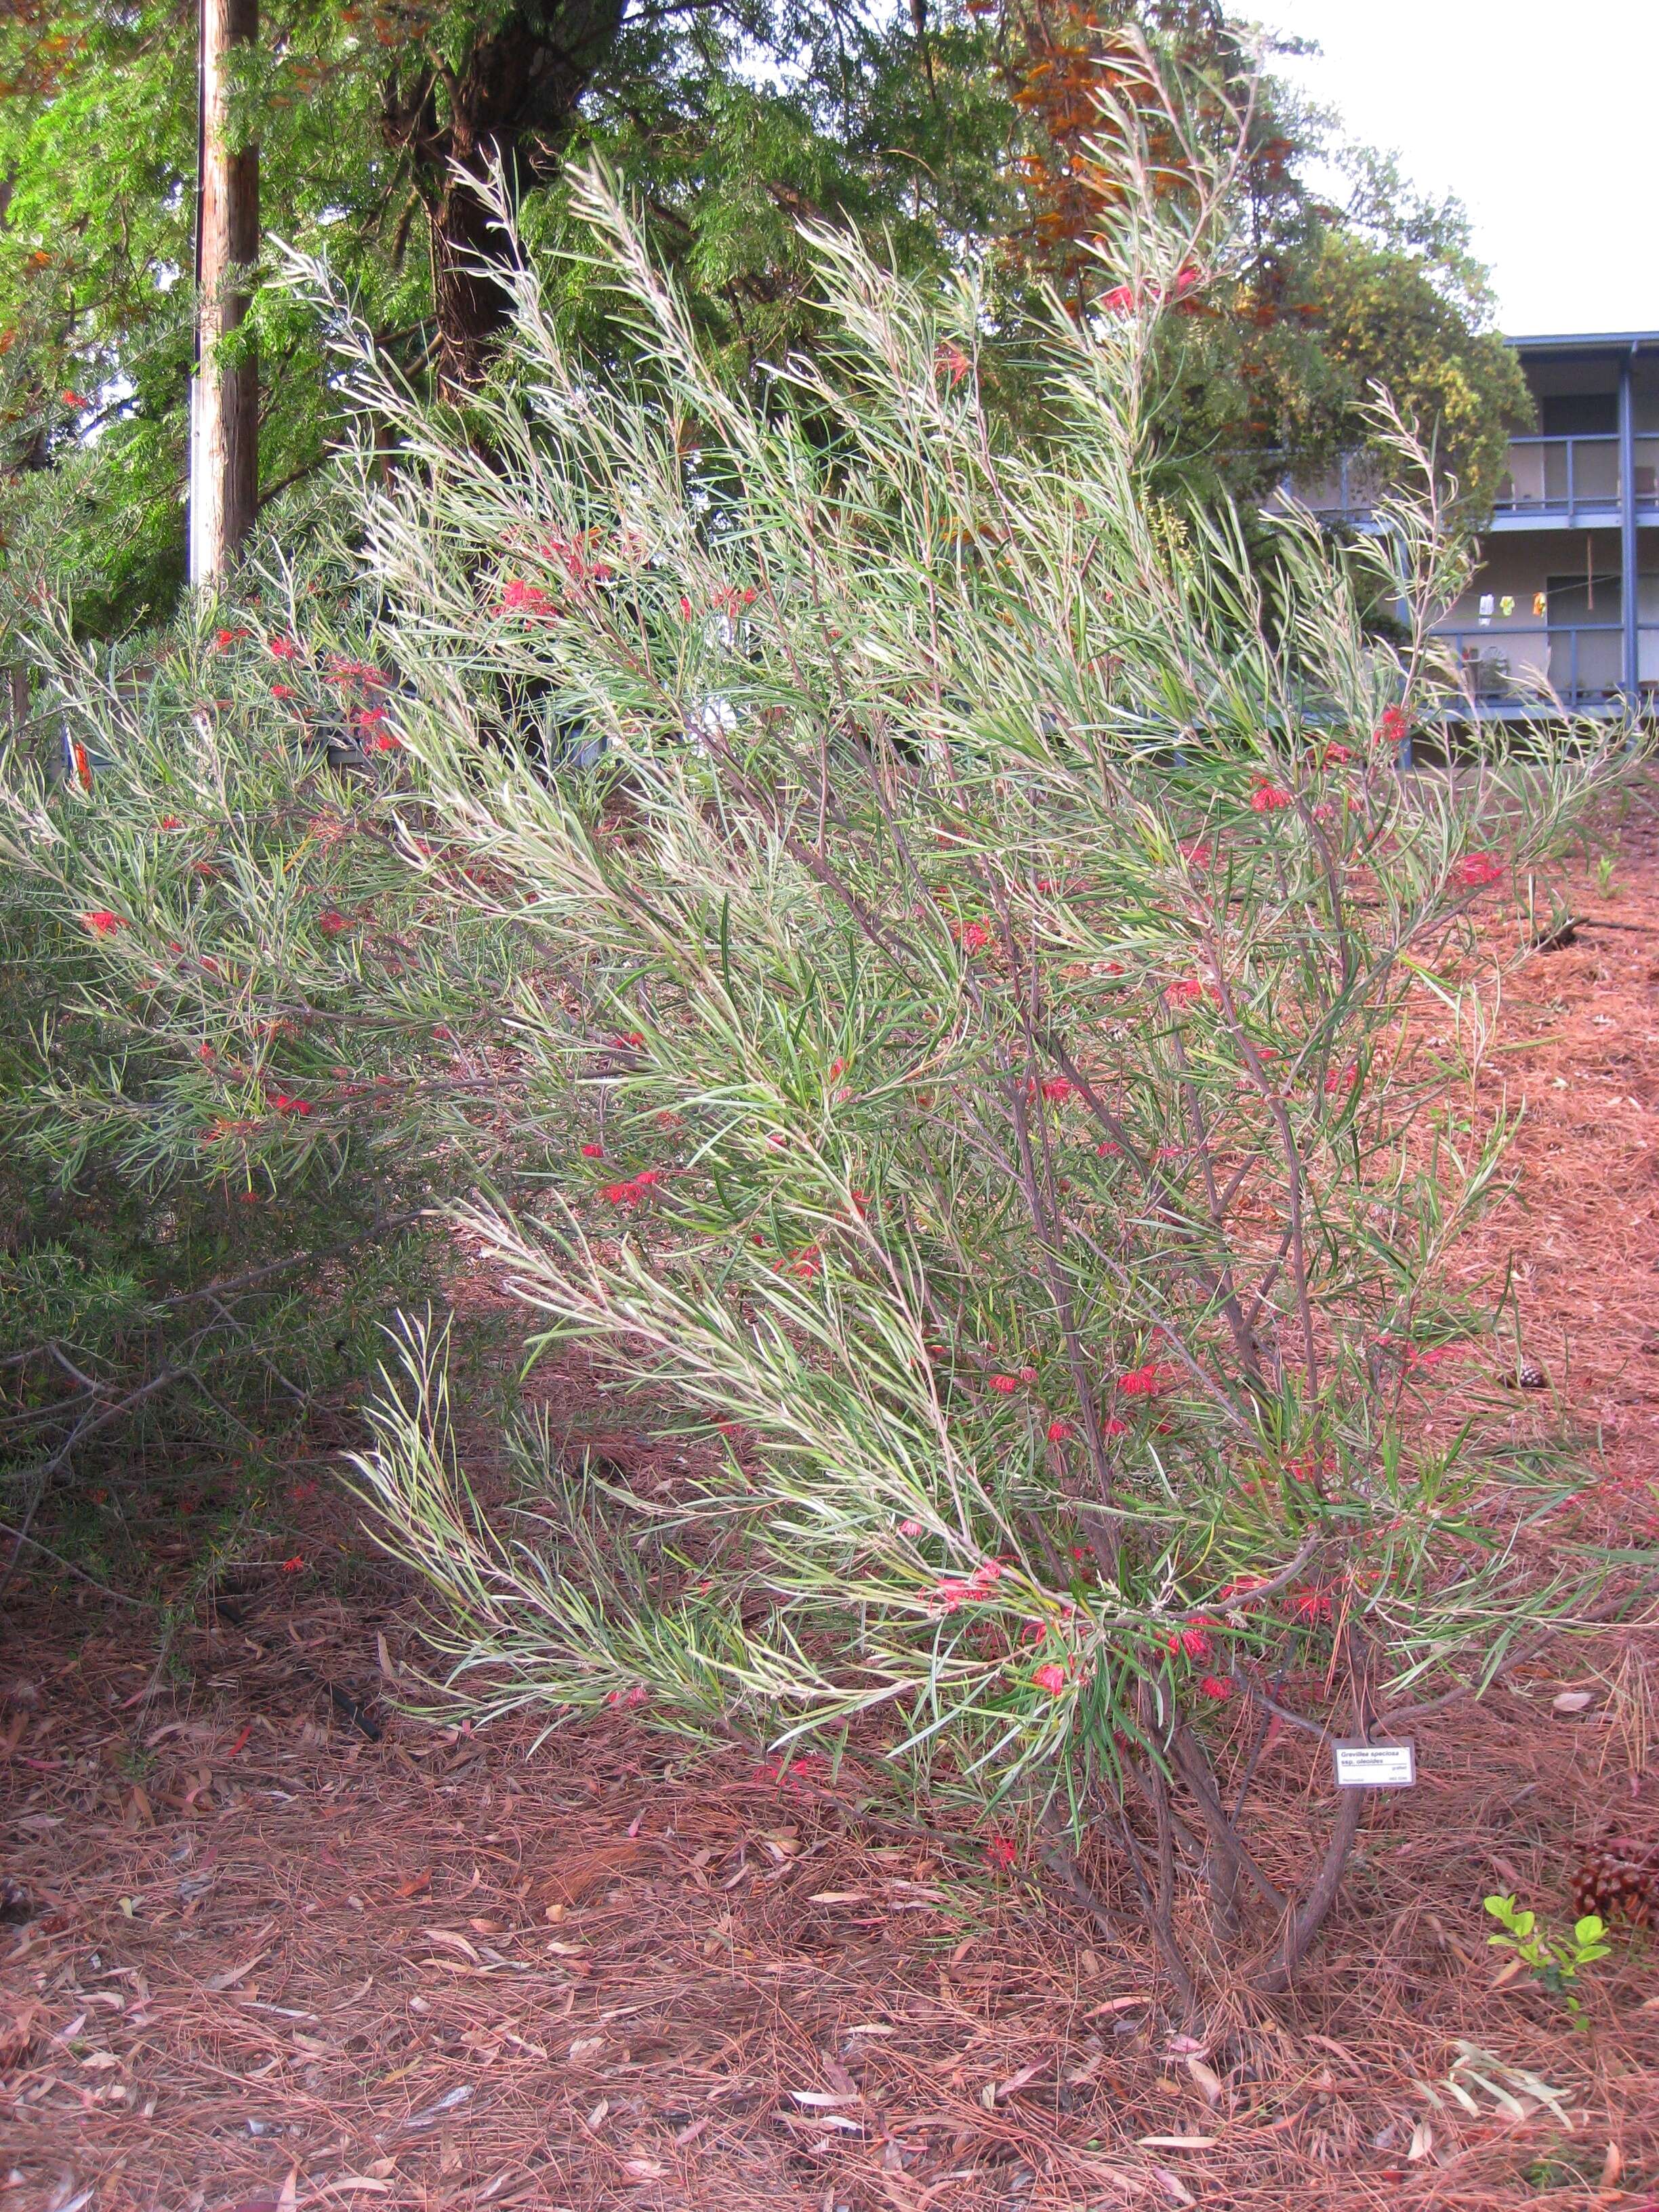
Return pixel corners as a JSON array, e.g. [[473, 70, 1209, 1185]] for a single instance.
[[380, 0, 627, 398], [428, 155, 521, 400], [189, 0, 259, 586]]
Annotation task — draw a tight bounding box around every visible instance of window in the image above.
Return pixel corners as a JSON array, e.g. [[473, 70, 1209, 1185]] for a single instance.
[[1540, 393, 1618, 437]]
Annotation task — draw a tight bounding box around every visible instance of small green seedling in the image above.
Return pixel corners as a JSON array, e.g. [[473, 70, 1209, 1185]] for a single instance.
[[1483, 1893, 1610, 2020]]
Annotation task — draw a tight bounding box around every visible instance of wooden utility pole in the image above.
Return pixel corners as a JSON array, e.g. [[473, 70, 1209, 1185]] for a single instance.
[[188, 0, 259, 586]]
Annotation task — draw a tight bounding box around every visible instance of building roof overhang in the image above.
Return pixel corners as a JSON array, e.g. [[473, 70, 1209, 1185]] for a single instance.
[[1506, 331, 1659, 358]]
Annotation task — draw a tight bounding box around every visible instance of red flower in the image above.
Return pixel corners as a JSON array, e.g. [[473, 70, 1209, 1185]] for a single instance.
[[1038, 1076, 1071, 1103], [1317, 741, 1351, 765], [1214, 1576, 1263, 1601], [1095, 1139, 1121, 1156], [279, 1555, 304, 1574], [269, 636, 299, 659], [317, 908, 348, 935], [538, 531, 615, 586], [1288, 1586, 1332, 1623], [1166, 977, 1206, 1006], [81, 910, 124, 935], [1032, 1662, 1067, 1695], [899, 1517, 922, 1537], [1118, 1361, 1172, 1397], [269, 1092, 312, 1117], [1376, 705, 1409, 745], [60, 389, 88, 407], [1179, 839, 1213, 867], [539, 531, 614, 585], [678, 595, 694, 621], [1198, 1675, 1232, 1701], [960, 921, 991, 953], [213, 627, 248, 651], [602, 1167, 663, 1208], [985, 1833, 1018, 1871], [987, 1373, 1020, 1394], [351, 712, 400, 756], [1167, 1626, 1211, 1660], [494, 577, 558, 620], [1103, 268, 1197, 312], [1250, 780, 1292, 812], [325, 656, 388, 691], [270, 683, 298, 699], [1046, 1420, 1073, 1442], [1456, 853, 1503, 888], [1102, 1416, 1128, 1436], [580, 1141, 605, 1158], [1285, 1450, 1335, 1484], [1324, 1063, 1357, 1094], [611, 1031, 645, 1049]]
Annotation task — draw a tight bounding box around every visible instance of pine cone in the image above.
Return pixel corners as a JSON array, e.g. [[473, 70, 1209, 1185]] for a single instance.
[[1570, 1837, 1658, 1925], [1502, 1357, 1548, 1390]]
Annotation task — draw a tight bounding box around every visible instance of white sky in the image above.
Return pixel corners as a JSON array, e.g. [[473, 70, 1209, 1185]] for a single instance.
[[1260, 1, 1659, 337]]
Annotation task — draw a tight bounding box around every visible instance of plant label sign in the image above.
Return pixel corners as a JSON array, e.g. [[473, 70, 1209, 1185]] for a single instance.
[[1332, 1738, 1416, 1789]]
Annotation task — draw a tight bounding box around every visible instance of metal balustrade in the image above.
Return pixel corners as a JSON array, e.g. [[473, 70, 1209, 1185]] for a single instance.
[[1492, 433, 1659, 519], [1278, 434, 1659, 527], [1268, 452, 1387, 523], [1429, 621, 1659, 707]]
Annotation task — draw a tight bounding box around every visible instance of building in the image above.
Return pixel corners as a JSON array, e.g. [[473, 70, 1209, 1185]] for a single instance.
[[1287, 330, 1659, 714]]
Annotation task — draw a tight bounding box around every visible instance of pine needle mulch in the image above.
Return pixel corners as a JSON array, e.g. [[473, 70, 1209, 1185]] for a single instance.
[[4, 804, 1658, 2212]]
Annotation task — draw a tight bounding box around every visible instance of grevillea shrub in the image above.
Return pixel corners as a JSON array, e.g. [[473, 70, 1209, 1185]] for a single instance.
[[308, 106, 1641, 1999], [0, 588, 527, 1578]]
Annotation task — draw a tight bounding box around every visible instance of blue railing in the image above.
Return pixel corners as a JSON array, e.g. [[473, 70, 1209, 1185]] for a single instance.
[[1277, 432, 1659, 527], [1492, 433, 1659, 520], [1269, 452, 1385, 525], [1429, 621, 1659, 707]]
